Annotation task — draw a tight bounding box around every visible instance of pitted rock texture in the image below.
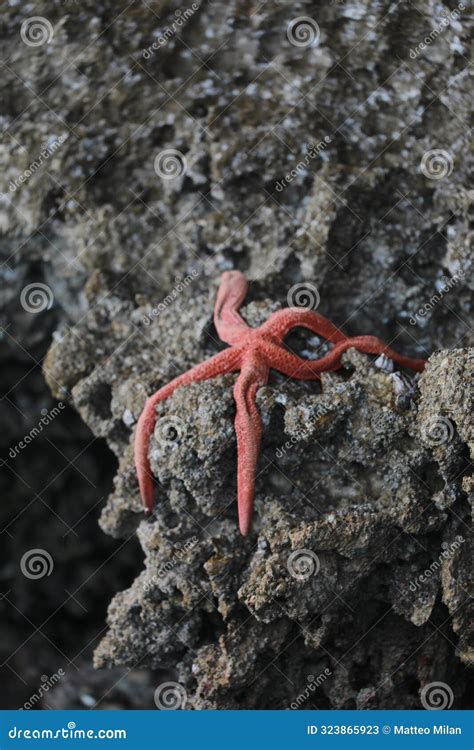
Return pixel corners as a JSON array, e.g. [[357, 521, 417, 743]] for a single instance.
[[1, 0, 472, 710], [90, 346, 472, 708]]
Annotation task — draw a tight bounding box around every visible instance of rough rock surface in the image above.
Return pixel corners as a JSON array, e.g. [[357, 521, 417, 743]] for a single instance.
[[1, 0, 472, 709]]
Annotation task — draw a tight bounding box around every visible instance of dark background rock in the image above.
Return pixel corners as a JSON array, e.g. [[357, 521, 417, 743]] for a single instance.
[[0, 0, 472, 710]]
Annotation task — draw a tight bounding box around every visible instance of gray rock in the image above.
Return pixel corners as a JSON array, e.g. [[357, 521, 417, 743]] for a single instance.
[[2, 0, 472, 710]]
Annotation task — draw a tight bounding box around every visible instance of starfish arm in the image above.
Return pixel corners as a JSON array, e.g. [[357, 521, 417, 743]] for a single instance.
[[336, 336, 427, 372], [260, 308, 347, 344], [295, 335, 426, 373], [260, 333, 426, 380], [233, 355, 269, 536], [214, 270, 252, 345], [259, 340, 325, 380], [135, 348, 241, 513]]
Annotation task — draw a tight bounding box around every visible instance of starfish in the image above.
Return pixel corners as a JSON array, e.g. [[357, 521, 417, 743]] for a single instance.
[[135, 271, 426, 536]]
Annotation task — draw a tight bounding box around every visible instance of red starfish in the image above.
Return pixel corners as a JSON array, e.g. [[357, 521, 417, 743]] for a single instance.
[[135, 271, 426, 536]]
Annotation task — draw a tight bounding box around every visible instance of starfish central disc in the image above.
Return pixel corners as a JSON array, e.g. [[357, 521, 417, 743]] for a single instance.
[[135, 271, 426, 535]]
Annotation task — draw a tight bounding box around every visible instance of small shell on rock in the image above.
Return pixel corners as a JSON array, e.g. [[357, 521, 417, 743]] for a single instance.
[[374, 353, 395, 373]]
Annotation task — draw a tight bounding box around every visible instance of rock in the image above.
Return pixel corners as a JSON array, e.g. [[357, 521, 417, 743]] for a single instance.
[[2, 0, 472, 710]]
